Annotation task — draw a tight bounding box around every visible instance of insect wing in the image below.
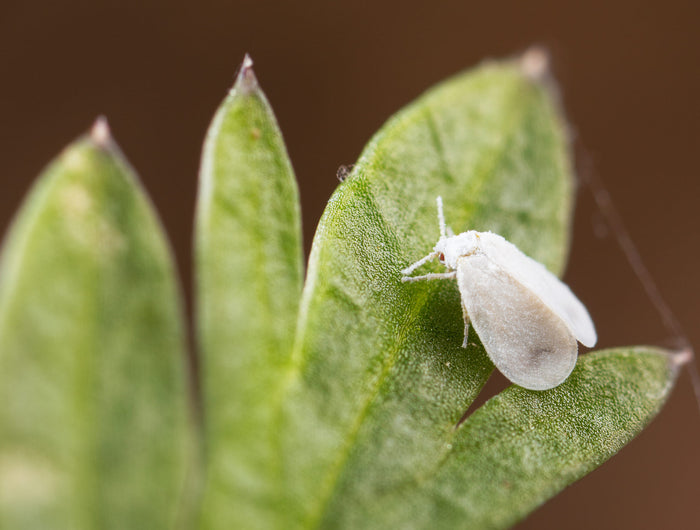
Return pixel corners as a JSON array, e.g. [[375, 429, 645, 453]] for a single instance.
[[456, 254, 578, 390], [479, 233, 597, 347]]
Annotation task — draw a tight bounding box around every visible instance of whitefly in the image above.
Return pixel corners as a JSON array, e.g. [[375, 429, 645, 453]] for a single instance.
[[401, 197, 597, 391]]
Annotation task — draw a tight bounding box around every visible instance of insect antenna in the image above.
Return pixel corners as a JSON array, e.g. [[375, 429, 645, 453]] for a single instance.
[[436, 196, 447, 239]]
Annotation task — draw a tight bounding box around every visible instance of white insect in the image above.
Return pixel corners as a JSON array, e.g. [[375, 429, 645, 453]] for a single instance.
[[401, 197, 597, 390]]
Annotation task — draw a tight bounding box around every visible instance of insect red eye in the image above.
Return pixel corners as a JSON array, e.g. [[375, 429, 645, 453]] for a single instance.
[[439, 253, 445, 262]]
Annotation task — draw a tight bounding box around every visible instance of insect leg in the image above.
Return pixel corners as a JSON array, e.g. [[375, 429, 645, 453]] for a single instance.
[[401, 271, 457, 283], [461, 302, 471, 348], [400, 251, 438, 276]]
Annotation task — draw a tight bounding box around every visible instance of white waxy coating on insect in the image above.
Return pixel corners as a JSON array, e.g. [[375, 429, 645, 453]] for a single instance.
[[401, 197, 597, 391]]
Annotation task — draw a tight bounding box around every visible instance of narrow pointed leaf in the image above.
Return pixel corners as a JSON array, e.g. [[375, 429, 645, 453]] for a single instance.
[[329, 347, 679, 529], [0, 126, 191, 529], [195, 58, 304, 529], [278, 58, 575, 527]]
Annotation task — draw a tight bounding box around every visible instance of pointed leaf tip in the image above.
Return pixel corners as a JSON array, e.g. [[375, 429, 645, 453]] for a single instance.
[[670, 347, 693, 369], [242, 53, 253, 69], [90, 115, 112, 147], [519, 46, 550, 80], [233, 53, 258, 94]]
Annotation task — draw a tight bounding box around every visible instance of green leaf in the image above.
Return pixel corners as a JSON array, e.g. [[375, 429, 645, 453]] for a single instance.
[[195, 57, 304, 529], [320, 347, 680, 528], [271, 56, 674, 529], [0, 121, 192, 529]]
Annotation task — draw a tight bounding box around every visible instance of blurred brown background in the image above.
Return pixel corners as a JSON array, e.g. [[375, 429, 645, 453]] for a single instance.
[[1, 1, 698, 528]]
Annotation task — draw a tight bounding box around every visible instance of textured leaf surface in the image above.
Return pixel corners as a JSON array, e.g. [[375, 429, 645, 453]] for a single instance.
[[277, 59, 577, 528], [195, 59, 304, 529], [0, 126, 191, 529], [322, 347, 679, 529]]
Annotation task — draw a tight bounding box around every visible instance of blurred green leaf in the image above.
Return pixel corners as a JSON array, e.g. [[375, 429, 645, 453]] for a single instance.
[[195, 58, 304, 529], [277, 58, 580, 527], [0, 123, 192, 529]]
